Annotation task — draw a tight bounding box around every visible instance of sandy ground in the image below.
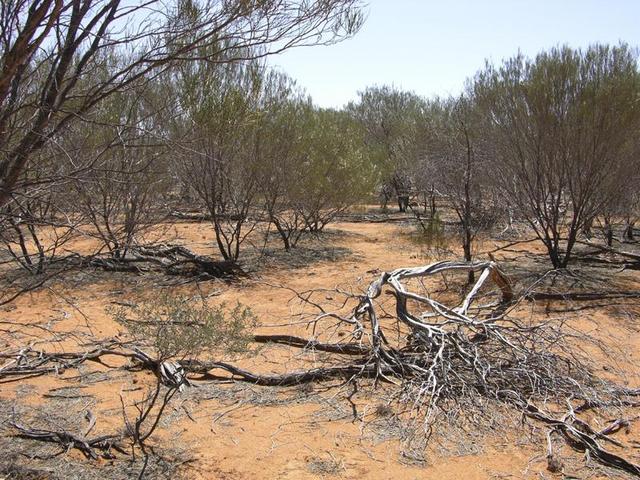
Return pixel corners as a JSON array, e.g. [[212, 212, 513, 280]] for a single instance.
[[1, 216, 640, 479]]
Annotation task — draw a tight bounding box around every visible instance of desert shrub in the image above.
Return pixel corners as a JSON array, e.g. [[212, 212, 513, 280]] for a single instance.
[[413, 212, 446, 249], [112, 294, 257, 361], [474, 44, 640, 267], [0, 146, 80, 274]]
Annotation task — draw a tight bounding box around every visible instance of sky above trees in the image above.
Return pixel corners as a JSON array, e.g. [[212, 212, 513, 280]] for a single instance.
[[272, 0, 640, 108]]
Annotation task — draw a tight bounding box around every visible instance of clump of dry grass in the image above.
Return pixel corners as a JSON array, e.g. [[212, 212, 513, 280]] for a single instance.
[[306, 453, 345, 476], [374, 403, 393, 418]]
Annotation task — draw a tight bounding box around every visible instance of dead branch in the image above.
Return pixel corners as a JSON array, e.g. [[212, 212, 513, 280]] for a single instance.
[[184, 360, 385, 386], [169, 211, 212, 221], [85, 244, 246, 278], [577, 240, 640, 262], [0, 342, 148, 381], [10, 421, 126, 460], [335, 213, 414, 223], [252, 334, 369, 355], [523, 403, 640, 477]]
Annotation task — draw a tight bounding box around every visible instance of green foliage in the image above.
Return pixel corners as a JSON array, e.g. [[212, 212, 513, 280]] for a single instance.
[[300, 108, 374, 201], [423, 212, 445, 246], [473, 43, 640, 267], [281, 106, 376, 230], [112, 294, 257, 361], [414, 212, 445, 249], [347, 85, 428, 184]]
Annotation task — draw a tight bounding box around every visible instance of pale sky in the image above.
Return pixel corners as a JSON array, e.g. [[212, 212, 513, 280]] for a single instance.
[[271, 0, 640, 108]]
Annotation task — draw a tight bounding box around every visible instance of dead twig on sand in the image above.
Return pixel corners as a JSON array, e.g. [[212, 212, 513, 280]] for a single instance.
[[4, 261, 639, 476]]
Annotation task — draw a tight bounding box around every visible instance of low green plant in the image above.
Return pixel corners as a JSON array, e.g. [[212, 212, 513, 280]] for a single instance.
[[111, 293, 257, 361], [423, 212, 445, 247], [110, 293, 258, 475], [410, 211, 446, 249]]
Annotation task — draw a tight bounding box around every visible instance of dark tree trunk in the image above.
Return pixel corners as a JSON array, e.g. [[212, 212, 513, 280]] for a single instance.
[[463, 236, 474, 283], [397, 195, 409, 213], [430, 192, 437, 218], [544, 239, 562, 269], [604, 218, 613, 247], [583, 217, 593, 238], [273, 218, 291, 251], [623, 220, 635, 241]]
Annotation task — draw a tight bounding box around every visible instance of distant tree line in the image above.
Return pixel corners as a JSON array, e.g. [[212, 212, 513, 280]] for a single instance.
[[0, 0, 370, 271], [1, 4, 638, 274], [348, 44, 640, 269]]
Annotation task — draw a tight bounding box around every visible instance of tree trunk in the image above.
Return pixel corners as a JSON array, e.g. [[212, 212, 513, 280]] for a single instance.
[[273, 217, 291, 251], [397, 195, 408, 213], [583, 217, 593, 238], [623, 220, 634, 241], [604, 218, 613, 247], [430, 192, 436, 218], [545, 240, 562, 269], [463, 236, 474, 283]]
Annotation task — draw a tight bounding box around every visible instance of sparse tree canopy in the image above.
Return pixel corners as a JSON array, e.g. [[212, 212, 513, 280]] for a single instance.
[[347, 85, 427, 211], [0, 0, 365, 207], [474, 44, 640, 268], [421, 94, 494, 280]]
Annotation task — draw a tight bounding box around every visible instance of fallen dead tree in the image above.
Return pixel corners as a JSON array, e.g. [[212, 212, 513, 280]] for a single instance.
[[232, 260, 639, 475], [578, 240, 640, 262], [335, 213, 415, 224], [0, 244, 244, 311], [574, 240, 640, 270], [169, 210, 212, 221], [86, 244, 245, 278], [523, 402, 640, 476], [4, 260, 640, 476]]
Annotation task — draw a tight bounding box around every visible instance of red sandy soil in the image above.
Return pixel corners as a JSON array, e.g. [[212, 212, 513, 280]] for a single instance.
[[2, 217, 639, 479]]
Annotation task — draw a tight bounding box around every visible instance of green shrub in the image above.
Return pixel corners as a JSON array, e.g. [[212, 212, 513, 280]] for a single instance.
[[111, 294, 257, 361]]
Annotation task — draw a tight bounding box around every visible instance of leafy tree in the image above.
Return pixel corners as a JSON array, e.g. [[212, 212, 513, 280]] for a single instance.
[[0, 0, 364, 208], [474, 44, 640, 268], [293, 107, 374, 231], [173, 53, 266, 261], [254, 73, 312, 250], [422, 94, 494, 281], [347, 86, 427, 211]]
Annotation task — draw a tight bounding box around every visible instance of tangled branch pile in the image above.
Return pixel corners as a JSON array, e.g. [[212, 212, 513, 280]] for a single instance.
[[253, 260, 640, 475], [3, 261, 639, 475], [354, 261, 598, 409]]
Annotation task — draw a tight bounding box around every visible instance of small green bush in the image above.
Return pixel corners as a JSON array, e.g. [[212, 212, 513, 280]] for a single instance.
[[111, 294, 257, 361]]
